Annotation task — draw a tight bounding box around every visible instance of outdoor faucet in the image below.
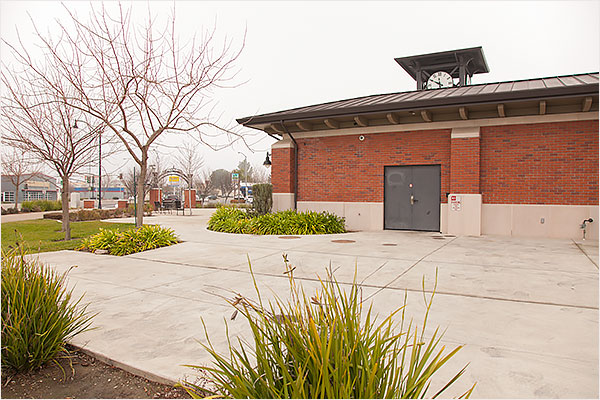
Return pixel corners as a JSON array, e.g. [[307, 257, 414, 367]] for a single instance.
[[580, 218, 593, 240]]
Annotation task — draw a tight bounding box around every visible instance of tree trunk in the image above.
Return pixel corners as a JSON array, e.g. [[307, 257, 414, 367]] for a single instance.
[[61, 177, 71, 240], [136, 153, 148, 228], [13, 177, 20, 211]]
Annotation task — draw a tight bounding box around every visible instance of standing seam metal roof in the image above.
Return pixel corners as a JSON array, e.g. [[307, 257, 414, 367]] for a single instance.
[[237, 72, 599, 125]]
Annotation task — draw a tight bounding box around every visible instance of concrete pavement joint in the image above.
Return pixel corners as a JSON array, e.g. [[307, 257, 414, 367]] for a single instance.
[[572, 240, 599, 269], [170, 239, 597, 275], [367, 285, 599, 311], [103, 254, 597, 310], [363, 236, 459, 302]]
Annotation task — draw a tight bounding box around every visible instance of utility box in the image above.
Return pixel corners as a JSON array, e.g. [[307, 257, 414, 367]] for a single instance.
[[70, 192, 81, 209]]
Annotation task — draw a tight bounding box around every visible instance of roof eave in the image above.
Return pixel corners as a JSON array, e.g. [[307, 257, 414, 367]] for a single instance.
[[239, 85, 598, 126]]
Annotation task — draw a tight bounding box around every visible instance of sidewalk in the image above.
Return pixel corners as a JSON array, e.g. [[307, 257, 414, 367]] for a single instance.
[[33, 212, 599, 398], [1, 211, 49, 222]]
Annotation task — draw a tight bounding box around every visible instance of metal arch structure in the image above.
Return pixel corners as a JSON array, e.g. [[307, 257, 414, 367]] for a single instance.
[[156, 167, 195, 216], [156, 168, 191, 186]]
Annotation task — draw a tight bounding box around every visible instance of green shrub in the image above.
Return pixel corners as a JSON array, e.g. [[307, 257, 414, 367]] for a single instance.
[[1, 245, 93, 372], [126, 202, 154, 216], [207, 207, 345, 235], [77, 225, 178, 255], [181, 261, 474, 398], [21, 200, 62, 212], [252, 183, 273, 215], [43, 207, 135, 221]]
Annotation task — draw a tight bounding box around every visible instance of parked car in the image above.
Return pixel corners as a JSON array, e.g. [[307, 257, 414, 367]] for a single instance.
[[207, 195, 218, 200]]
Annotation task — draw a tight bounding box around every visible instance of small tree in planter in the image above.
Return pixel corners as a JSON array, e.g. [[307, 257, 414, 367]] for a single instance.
[[252, 183, 272, 215]]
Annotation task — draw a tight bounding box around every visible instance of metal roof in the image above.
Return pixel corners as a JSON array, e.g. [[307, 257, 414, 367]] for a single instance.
[[394, 46, 490, 81], [237, 72, 599, 126]]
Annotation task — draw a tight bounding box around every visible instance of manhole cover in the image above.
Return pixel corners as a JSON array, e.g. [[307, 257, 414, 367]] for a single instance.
[[331, 239, 356, 243], [278, 236, 301, 239], [382, 243, 397, 246]]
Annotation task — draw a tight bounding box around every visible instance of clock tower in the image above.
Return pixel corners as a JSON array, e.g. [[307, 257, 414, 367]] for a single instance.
[[395, 47, 490, 91]]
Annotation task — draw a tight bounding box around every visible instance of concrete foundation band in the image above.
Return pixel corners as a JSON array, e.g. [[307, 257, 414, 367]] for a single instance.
[[273, 200, 598, 240]]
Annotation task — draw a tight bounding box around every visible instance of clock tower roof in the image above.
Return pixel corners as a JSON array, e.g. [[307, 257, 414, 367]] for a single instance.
[[395, 47, 490, 90]]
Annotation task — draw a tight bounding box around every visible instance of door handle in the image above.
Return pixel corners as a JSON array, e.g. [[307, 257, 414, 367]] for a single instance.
[[410, 195, 417, 205]]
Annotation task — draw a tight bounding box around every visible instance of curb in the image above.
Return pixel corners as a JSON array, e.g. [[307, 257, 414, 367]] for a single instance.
[[68, 343, 179, 387]]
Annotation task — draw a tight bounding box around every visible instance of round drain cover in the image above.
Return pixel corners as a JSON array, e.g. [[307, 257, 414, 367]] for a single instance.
[[278, 236, 301, 239], [331, 239, 355, 243], [382, 243, 397, 246]]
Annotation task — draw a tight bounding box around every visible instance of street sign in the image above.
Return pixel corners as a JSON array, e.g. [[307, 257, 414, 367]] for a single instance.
[[232, 172, 239, 180]]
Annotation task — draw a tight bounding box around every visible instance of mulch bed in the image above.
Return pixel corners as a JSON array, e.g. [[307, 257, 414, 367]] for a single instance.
[[1, 345, 192, 399]]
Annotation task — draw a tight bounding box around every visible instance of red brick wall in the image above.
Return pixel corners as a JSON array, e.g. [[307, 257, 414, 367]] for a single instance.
[[450, 137, 480, 194], [480, 120, 599, 205], [272, 147, 295, 193], [297, 129, 451, 202]]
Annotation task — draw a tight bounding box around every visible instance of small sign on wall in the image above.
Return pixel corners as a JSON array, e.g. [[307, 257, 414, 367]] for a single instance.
[[450, 195, 462, 211]]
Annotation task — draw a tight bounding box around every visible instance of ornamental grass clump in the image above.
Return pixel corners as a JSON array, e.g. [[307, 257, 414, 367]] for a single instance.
[[181, 258, 475, 398], [207, 206, 346, 235], [77, 225, 178, 255], [1, 245, 93, 372]]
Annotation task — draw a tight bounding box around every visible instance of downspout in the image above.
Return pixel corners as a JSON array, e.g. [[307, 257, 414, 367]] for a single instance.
[[280, 120, 298, 210]]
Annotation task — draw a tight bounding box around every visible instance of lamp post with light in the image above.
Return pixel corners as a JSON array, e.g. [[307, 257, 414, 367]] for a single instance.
[[238, 151, 247, 198]]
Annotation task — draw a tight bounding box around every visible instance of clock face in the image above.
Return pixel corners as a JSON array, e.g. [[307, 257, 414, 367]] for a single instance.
[[426, 71, 454, 89]]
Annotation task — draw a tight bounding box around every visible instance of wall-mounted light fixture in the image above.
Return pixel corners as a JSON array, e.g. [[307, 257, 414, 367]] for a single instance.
[[263, 152, 272, 167]]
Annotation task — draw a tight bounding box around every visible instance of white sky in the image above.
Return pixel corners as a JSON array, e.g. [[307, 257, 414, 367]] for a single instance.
[[1, 0, 599, 181]]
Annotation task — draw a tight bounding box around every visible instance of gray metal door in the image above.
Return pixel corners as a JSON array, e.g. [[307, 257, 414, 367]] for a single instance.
[[384, 165, 440, 231]]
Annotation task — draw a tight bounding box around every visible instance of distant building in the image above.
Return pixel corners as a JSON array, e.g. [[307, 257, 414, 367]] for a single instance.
[[1, 173, 60, 203], [72, 186, 126, 200]]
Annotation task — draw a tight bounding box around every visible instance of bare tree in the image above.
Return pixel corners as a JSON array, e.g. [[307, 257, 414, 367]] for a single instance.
[[4, 4, 245, 227], [120, 167, 153, 199], [0, 148, 42, 210], [195, 169, 213, 205], [253, 162, 271, 184], [174, 142, 204, 212], [0, 76, 101, 240], [211, 169, 234, 201]]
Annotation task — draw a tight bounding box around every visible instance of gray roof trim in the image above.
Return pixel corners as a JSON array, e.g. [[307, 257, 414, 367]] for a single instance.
[[237, 73, 599, 126]]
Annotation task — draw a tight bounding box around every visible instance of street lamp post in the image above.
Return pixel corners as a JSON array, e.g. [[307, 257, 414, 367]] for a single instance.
[[238, 151, 247, 199]]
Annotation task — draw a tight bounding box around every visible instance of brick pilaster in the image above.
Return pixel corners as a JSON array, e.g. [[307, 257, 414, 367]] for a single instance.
[[450, 128, 480, 194]]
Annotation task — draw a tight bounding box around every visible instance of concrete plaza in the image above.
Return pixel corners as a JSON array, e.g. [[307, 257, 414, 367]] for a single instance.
[[33, 209, 598, 398]]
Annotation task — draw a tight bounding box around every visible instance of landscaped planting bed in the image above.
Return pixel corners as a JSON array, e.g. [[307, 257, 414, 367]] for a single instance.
[[207, 207, 346, 235], [77, 225, 179, 255]]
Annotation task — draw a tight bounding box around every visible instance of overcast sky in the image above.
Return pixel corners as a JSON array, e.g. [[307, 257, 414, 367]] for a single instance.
[[1, 0, 598, 181]]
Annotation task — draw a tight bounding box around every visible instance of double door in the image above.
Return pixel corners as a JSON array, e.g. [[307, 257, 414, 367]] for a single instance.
[[384, 165, 440, 231]]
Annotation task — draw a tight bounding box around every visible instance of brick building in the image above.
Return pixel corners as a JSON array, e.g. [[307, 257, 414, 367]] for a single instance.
[[238, 48, 599, 240]]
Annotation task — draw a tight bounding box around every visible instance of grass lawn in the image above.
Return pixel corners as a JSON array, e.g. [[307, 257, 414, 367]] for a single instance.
[[2, 219, 135, 253]]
